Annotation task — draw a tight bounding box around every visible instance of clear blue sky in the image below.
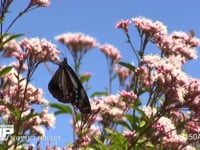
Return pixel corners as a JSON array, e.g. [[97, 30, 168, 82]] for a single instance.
[[3, 0, 200, 148]]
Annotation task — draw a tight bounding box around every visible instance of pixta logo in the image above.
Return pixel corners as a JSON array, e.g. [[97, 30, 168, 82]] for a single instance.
[[0, 125, 14, 141]]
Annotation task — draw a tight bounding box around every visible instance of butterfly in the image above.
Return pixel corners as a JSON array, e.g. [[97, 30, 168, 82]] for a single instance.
[[48, 58, 91, 114]]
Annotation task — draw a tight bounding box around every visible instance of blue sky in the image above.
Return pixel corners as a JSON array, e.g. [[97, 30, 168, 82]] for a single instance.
[[3, 0, 200, 148]]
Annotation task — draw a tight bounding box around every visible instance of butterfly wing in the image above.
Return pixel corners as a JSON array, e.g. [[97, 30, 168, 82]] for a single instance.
[[64, 62, 91, 114], [48, 62, 74, 103], [48, 58, 91, 114]]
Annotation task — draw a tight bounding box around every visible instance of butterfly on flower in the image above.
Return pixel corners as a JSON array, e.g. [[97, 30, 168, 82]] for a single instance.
[[48, 58, 91, 114]]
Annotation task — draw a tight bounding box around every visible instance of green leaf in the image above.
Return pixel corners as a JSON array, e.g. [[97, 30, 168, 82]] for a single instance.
[[0, 33, 24, 51], [118, 61, 136, 72], [90, 136, 107, 150], [105, 128, 128, 149], [0, 66, 12, 77], [79, 73, 91, 83], [91, 91, 108, 97], [49, 103, 72, 115], [116, 120, 132, 131], [125, 114, 139, 130]]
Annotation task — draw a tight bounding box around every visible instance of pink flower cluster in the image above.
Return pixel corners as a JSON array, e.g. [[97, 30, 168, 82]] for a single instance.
[[132, 17, 167, 38], [3, 39, 21, 57], [152, 117, 187, 148], [73, 91, 137, 147], [156, 31, 200, 60], [91, 95, 126, 121], [31, 0, 50, 7], [3, 37, 60, 63], [115, 19, 131, 34], [0, 67, 55, 137], [122, 130, 136, 145], [99, 44, 121, 63], [115, 65, 132, 84], [55, 32, 97, 52], [185, 121, 200, 133], [19, 37, 60, 63], [136, 55, 189, 104]]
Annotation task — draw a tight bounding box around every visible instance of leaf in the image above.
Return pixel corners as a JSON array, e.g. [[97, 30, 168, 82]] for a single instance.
[[125, 114, 139, 130], [91, 91, 108, 97], [0, 33, 24, 51], [0, 66, 12, 77], [79, 74, 91, 83], [105, 128, 128, 149], [91, 136, 108, 150], [116, 120, 132, 131], [118, 61, 136, 72], [49, 103, 72, 115]]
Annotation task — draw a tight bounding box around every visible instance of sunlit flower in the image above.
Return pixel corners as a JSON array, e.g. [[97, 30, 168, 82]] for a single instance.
[[32, 126, 45, 136], [132, 17, 167, 37], [120, 90, 137, 100], [99, 44, 121, 62], [115, 66, 132, 84], [141, 106, 157, 117], [31, 0, 50, 7], [3, 39, 21, 57], [55, 32, 97, 52], [115, 19, 131, 34], [19, 37, 60, 63]]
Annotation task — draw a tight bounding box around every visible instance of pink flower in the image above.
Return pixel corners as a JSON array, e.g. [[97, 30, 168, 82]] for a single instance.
[[90, 94, 127, 123], [185, 121, 200, 133], [3, 39, 21, 57], [141, 106, 157, 117], [152, 117, 176, 138], [156, 31, 200, 60], [11, 61, 28, 72], [19, 37, 60, 63], [99, 44, 121, 62], [31, 126, 45, 136], [115, 66, 132, 84], [76, 135, 91, 147], [122, 130, 136, 145], [55, 32, 97, 52], [41, 107, 56, 128], [132, 17, 167, 38], [115, 19, 131, 34], [31, 0, 50, 7], [120, 90, 137, 100]]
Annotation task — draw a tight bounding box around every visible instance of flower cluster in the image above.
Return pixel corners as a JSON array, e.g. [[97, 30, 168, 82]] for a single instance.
[[31, 0, 51, 7], [156, 31, 200, 60], [55, 32, 97, 52], [3, 39, 21, 57], [99, 44, 121, 63], [152, 117, 187, 149], [91, 94, 126, 122], [73, 91, 137, 147], [115, 19, 131, 34], [132, 17, 167, 38], [0, 67, 55, 137], [19, 37, 60, 63], [114, 65, 132, 85], [122, 130, 136, 145]]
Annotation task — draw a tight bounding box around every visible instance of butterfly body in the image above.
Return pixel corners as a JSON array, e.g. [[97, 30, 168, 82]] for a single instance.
[[48, 58, 91, 114]]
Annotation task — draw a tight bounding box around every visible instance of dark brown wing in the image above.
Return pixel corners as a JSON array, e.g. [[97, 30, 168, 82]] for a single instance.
[[48, 58, 91, 114], [48, 62, 74, 103], [64, 61, 91, 114]]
